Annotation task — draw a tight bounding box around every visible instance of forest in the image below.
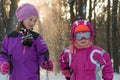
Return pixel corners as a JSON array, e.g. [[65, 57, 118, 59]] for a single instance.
[[0, 0, 120, 74]]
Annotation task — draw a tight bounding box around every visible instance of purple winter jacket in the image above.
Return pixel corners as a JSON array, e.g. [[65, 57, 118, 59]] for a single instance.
[[0, 31, 49, 80], [58, 45, 114, 80]]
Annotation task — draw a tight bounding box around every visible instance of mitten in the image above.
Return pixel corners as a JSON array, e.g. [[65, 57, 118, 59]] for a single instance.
[[61, 70, 71, 77], [0, 61, 10, 74], [41, 60, 53, 71]]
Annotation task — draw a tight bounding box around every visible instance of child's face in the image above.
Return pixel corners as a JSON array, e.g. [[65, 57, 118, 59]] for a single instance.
[[23, 15, 37, 29], [75, 38, 90, 47], [74, 32, 91, 47]]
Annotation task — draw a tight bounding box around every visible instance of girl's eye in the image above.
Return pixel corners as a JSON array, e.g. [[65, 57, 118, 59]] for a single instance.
[[34, 20, 36, 23], [29, 19, 32, 21]]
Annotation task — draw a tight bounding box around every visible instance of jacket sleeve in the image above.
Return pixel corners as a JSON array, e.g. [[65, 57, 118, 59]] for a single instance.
[[102, 52, 114, 80], [58, 49, 70, 70], [0, 35, 9, 66], [34, 35, 49, 67]]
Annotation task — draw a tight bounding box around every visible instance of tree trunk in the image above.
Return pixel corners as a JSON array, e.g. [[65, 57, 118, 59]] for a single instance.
[[0, 0, 7, 47], [117, 14, 120, 72], [93, 0, 96, 44], [77, 0, 87, 19], [106, 0, 111, 56], [112, 0, 119, 73], [88, 0, 92, 22], [78, 0, 83, 19], [69, 0, 75, 24], [6, 0, 18, 34], [117, 0, 120, 71]]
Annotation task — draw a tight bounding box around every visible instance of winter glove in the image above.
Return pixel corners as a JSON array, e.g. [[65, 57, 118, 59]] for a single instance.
[[93, 52, 106, 67], [0, 61, 10, 74], [61, 70, 71, 78], [41, 60, 53, 71]]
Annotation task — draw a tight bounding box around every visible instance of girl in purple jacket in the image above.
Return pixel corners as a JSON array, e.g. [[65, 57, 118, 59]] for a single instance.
[[58, 20, 114, 80], [0, 3, 53, 80]]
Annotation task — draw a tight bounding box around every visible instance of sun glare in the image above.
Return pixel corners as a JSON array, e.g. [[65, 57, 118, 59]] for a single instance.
[[18, 0, 34, 6]]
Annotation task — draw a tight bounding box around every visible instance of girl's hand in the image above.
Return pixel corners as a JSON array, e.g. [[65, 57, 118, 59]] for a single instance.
[[61, 70, 71, 77], [0, 61, 10, 74], [41, 60, 53, 71]]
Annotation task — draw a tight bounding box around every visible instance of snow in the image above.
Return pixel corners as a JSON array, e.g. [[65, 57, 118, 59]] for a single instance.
[[113, 73, 120, 80], [39, 69, 120, 80], [0, 69, 120, 80], [40, 69, 120, 80], [40, 69, 65, 80]]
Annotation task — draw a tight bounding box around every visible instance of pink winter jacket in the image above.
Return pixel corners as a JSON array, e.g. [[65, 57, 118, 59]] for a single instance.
[[58, 45, 114, 80]]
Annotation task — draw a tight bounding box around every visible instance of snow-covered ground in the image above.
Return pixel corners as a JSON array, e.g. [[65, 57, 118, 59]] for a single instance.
[[0, 69, 120, 80], [40, 69, 120, 80]]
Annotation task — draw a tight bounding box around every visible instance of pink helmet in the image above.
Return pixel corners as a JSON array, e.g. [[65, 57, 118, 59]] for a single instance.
[[70, 20, 94, 40]]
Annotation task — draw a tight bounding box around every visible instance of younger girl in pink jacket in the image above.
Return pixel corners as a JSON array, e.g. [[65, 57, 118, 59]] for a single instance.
[[58, 20, 113, 80]]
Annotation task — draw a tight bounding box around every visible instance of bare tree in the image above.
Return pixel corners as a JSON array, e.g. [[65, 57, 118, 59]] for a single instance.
[[118, 0, 120, 68], [93, 0, 97, 44], [6, 0, 19, 34], [0, 0, 7, 47], [106, 0, 111, 55], [112, 0, 119, 73], [88, 0, 92, 22], [69, 0, 75, 24], [75, 0, 87, 20]]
